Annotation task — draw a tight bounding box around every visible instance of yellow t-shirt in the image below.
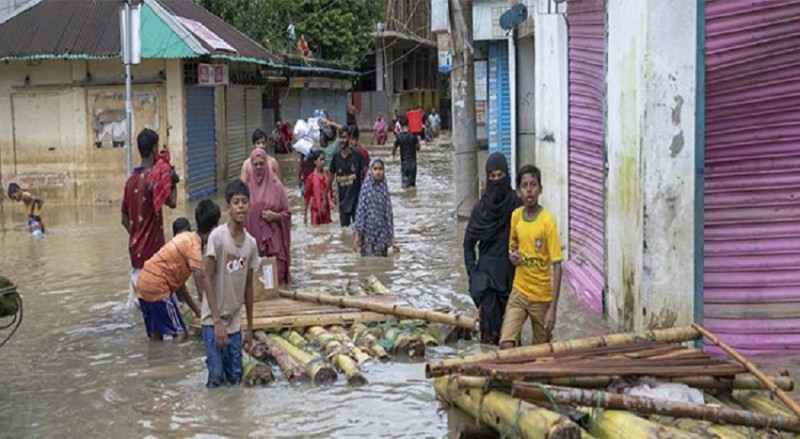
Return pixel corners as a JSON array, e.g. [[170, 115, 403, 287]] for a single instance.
[[509, 206, 563, 302]]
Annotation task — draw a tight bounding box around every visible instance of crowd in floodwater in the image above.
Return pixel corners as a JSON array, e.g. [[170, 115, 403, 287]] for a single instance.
[[6, 104, 565, 389]]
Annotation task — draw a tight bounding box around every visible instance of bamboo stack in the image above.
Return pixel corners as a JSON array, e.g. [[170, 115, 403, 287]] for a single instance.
[[429, 325, 800, 438], [306, 326, 367, 386]]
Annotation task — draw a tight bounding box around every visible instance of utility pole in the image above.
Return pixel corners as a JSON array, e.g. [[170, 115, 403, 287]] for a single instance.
[[120, 0, 140, 177], [450, 0, 478, 218]]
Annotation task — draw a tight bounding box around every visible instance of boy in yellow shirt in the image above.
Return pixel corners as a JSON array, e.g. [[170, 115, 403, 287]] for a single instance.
[[500, 165, 563, 349]]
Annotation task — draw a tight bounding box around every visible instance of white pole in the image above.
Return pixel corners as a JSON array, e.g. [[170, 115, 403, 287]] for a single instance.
[[508, 30, 517, 187], [124, 0, 133, 176]]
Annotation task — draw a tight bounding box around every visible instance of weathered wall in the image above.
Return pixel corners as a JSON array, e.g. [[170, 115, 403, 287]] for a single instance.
[[606, 0, 697, 330], [533, 10, 569, 256], [0, 58, 187, 205]]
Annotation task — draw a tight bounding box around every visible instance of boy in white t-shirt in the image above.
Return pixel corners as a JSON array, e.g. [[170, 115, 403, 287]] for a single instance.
[[201, 179, 260, 388]]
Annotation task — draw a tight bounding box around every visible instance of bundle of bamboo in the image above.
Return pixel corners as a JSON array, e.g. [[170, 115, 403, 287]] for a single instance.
[[429, 325, 800, 438]]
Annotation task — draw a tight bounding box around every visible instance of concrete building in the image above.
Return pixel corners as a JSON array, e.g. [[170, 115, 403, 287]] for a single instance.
[[0, 0, 283, 205], [528, 0, 800, 353]]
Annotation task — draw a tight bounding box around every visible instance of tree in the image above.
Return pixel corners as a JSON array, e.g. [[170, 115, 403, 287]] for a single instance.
[[199, 0, 386, 66]]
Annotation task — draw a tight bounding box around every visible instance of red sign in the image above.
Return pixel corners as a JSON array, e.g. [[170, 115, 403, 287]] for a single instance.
[[197, 63, 229, 86]]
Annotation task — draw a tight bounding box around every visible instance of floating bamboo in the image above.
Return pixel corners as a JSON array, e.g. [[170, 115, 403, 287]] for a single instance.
[[576, 407, 696, 439], [281, 329, 310, 350], [734, 390, 794, 417], [349, 323, 390, 361], [692, 323, 800, 420], [306, 326, 367, 385], [255, 332, 309, 383], [280, 289, 478, 331], [364, 275, 391, 295], [327, 325, 373, 364], [511, 383, 800, 433], [426, 325, 701, 378], [434, 376, 588, 439], [242, 352, 274, 387], [382, 326, 426, 357], [454, 422, 499, 439], [456, 374, 794, 391], [414, 327, 440, 346], [649, 415, 751, 439], [426, 322, 466, 345], [266, 333, 337, 384]]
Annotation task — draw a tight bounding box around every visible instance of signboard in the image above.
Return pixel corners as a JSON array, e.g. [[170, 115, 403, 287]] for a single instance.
[[475, 60, 488, 124], [178, 17, 236, 52], [197, 63, 229, 86], [431, 0, 450, 32], [437, 33, 453, 73]]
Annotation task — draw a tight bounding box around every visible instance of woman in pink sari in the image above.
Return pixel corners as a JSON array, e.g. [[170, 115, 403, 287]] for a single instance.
[[246, 148, 292, 285]]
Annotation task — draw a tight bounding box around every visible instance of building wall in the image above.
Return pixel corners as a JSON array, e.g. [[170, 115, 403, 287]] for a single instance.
[[533, 11, 570, 258], [0, 58, 187, 205], [606, 0, 697, 330]]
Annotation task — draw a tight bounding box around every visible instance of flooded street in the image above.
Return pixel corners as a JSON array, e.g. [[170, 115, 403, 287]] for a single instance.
[[0, 136, 795, 438]]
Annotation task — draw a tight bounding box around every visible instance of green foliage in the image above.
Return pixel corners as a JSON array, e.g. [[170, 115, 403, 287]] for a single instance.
[[199, 0, 386, 66]]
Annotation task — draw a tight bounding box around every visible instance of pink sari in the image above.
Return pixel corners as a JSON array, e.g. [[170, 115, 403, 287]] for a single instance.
[[246, 149, 292, 285]]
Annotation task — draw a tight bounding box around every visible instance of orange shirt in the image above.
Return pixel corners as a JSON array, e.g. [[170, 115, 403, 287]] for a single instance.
[[136, 232, 203, 302]]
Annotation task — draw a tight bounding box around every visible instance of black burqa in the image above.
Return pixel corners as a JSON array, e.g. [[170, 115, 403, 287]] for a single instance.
[[463, 153, 522, 344]]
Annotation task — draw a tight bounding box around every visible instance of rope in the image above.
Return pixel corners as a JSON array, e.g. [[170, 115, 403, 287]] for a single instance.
[[532, 383, 560, 413], [501, 400, 523, 439], [591, 390, 604, 424], [477, 377, 494, 424], [747, 410, 755, 437]]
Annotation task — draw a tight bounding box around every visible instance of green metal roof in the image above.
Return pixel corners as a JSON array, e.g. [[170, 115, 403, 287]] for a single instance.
[[140, 3, 196, 59]]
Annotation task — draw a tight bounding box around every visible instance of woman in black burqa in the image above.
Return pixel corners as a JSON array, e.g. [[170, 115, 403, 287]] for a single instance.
[[463, 153, 522, 344]]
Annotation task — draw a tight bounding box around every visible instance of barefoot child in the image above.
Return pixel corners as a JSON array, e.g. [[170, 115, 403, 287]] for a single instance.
[[202, 180, 259, 387], [135, 201, 220, 342], [353, 159, 399, 257], [304, 150, 332, 226], [499, 165, 562, 349]]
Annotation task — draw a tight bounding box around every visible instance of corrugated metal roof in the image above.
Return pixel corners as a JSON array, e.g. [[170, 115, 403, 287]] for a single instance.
[[158, 0, 281, 65], [0, 0, 281, 65]]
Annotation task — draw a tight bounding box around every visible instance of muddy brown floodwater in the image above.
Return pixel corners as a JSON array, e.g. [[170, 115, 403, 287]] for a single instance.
[[1, 135, 795, 438]]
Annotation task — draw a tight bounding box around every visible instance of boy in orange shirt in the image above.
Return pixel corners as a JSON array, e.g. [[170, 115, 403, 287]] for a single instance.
[[500, 165, 563, 349], [135, 200, 220, 342]]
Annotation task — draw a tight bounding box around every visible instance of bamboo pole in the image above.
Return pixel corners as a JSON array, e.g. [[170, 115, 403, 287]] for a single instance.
[[254, 331, 309, 383], [364, 275, 391, 295], [427, 322, 466, 345], [414, 328, 440, 347], [434, 376, 589, 439], [280, 289, 478, 331], [455, 422, 499, 439], [242, 352, 275, 387], [266, 333, 337, 384], [575, 407, 698, 439], [511, 383, 800, 433], [327, 325, 373, 364], [456, 374, 794, 391], [383, 326, 426, 357], [734, 391, 794, 417], [648, 415, 750, 439], [349, 323, 390, 361], [426, 326, 701, 378], [692, 323, 800, 420], [281, 329, 310, 350], [306, 326, 367, 386]]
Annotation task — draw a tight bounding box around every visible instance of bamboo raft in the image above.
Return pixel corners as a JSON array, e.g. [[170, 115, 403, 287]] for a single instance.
[[187, 276, 474, 387], [431, 325, 800, 439]]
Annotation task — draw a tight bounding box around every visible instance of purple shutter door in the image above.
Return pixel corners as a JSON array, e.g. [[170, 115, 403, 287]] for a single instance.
[[564, 0, 606, 313], [704, 0, 800, 354]]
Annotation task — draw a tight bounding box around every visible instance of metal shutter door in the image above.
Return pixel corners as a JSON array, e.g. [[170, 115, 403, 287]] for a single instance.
[[186, 86, 217, 199], [245, 87, 263, 144], [703, 0, 800, 354], [564, 0, 606, 313], [226, 86, 247, 182], [488, 41, 511, 165]]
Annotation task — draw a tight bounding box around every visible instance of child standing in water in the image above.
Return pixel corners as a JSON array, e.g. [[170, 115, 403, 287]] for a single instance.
[[304, 150, 332, 226], [353, 159, 399, 257], [7, 183, 45, 237]]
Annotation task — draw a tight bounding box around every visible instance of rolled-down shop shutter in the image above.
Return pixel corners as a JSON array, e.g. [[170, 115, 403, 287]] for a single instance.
[[245, 87, 263, 144], [226, 86, 247, 182], [563, 0, 606, 313], [281, 88, 302, 126], [185, 86, 217, 199], [703, 0, 800, 354], [488, 41, 511, 165]]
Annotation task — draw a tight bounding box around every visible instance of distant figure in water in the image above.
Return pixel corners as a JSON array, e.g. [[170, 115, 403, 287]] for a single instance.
[[7, 183, 45, 237], [353, 158, 399, 257], [463, 153, 522, 345]]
